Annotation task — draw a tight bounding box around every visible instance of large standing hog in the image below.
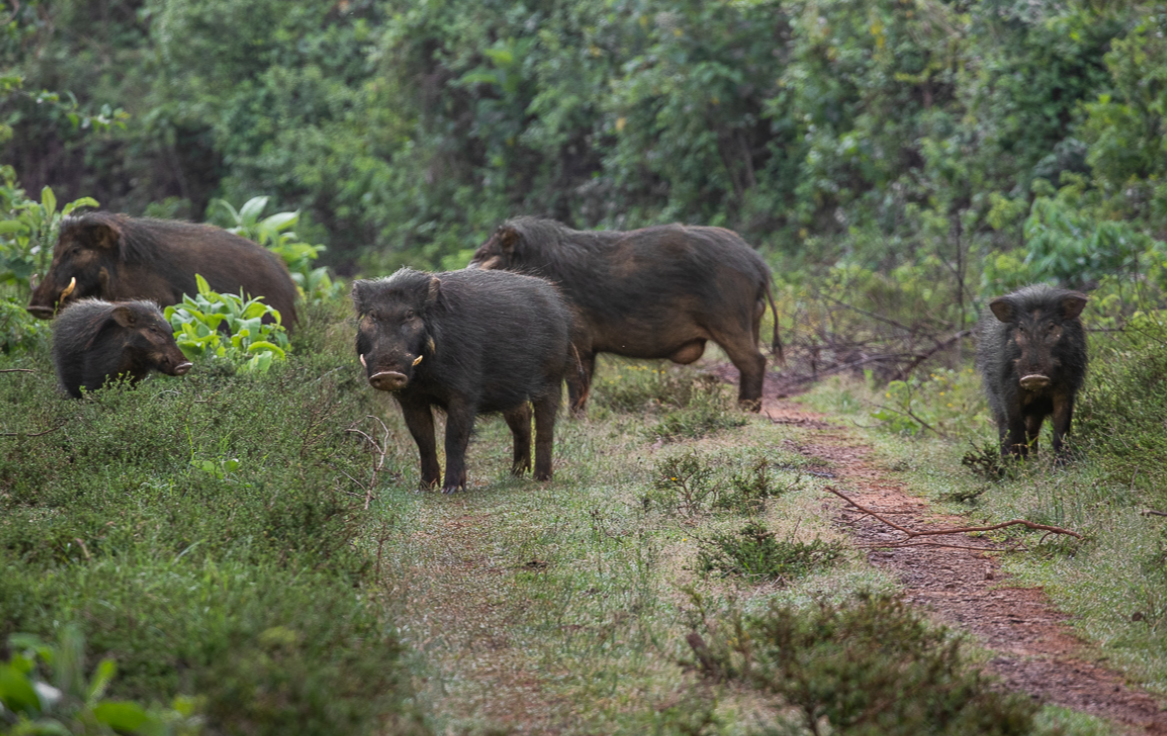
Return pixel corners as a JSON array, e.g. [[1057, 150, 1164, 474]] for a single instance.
[[468, 217, 781, 413], [353, 267, 571, 493], [977, 284, 1089, 458]]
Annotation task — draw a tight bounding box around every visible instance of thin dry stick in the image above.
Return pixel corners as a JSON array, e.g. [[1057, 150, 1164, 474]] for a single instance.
[[825, 486, 1083, 550], [343, 415, 392, 509], [0, 368, 35, 374], [1, 423, 66, 438]]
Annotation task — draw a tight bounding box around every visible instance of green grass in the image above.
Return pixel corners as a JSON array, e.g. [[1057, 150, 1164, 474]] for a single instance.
[[2, 297, 1150, 734], [801, 325, 1167, 699]]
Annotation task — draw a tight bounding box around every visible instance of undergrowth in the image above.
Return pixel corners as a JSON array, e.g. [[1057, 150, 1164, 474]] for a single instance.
[[685, 593, 1040, 735], [0, 298, 427, 735]]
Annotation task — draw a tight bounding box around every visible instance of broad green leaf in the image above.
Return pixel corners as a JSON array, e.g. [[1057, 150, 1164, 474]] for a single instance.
[[247, 341, 286, 358], [40, 187, 57, 219], [195, 274, 212, 297], [0, 219, 28, 234], [260, 211, 298, 231], [62, 197, 99, 216], [0, 664, 41, 715], [239, 196, 270, 224], [85, 657, 116, 704], [92, 700, 150, 730]]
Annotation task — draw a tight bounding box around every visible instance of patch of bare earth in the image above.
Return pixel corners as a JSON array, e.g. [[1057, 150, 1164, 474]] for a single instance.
[[760, 380, 1167, 733]]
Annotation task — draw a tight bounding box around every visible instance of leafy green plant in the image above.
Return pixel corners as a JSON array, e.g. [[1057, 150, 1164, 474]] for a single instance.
[[686, 594, 1039, 735], [0, 177, 99, 293], [163, 275, 290, 373], [869, 368, 986, 438], [0, 624, 202, 735], [695, 521, 844, 582], [645, 375, 746, 442], [647, 452, 791, 517], [211, 197, 341, 304]]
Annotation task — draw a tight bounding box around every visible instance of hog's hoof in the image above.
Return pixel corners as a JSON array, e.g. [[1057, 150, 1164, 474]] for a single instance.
[[511, 461, 531, 477], [739, 398, 762, 413]]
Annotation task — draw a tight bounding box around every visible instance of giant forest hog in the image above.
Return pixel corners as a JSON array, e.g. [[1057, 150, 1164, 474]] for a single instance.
[[52, 299, 192, 398], [28, 212, 298, 329], [468, 217, 781, 413], [353, 268, 571, 493], [977, 284, 1089, 458]]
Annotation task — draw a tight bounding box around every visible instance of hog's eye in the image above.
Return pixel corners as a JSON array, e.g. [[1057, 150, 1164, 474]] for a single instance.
[[404, 309, 415, 320]]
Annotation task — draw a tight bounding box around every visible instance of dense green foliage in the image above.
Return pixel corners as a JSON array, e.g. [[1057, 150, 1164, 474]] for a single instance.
[[2, 1, 1164, 286], [0, 300, 428, 736], [688, 594, 1039, 735]]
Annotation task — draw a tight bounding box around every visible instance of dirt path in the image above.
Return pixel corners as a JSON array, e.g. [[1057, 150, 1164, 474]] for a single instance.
[[761, 393, 1167, 734]]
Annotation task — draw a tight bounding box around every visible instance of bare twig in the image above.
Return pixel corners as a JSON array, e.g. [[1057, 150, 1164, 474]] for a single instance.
[[341, 415, 393, 509], [825, 486, 1083, 550], [1, 422, 66, 438], [862, 398, 948, 438], [0, 368, 35, 374], [1142, 509, 1167, 518]]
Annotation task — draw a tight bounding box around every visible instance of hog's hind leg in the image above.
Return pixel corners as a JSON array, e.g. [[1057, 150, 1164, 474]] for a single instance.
[[503, 404, 533, 476], [533, 382, 562, 482]]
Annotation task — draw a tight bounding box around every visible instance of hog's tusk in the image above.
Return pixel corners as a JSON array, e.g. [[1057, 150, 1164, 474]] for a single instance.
[[412, 355, 424, 366], [359, 354, 367, 367], [60, 277, 76, 301]]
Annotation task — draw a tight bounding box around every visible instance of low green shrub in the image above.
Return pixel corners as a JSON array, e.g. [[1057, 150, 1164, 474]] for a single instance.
[[645, 377, 746, 442], [646, 452, 794, 517], [0, 326, 426, 735], [686, 594, 1039, 735], [694, 521, 844, 582]]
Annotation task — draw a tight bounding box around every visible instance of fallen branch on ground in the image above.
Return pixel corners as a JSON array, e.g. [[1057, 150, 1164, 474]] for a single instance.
[[825, 485, 1083, 550], [1, 423, 66, 438], [0, 368, 35, 374]]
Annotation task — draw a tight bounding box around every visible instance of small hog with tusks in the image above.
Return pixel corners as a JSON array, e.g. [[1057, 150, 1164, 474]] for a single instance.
[[977, 284, 1088, 458], [353, 268, 571, 493], [52, 299, 192, 398]]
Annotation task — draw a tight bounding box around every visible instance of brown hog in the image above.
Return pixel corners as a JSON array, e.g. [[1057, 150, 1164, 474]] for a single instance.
[[468, 217, 782, 413], [52, 299, 192, 398], [28, 212, 298, 329]]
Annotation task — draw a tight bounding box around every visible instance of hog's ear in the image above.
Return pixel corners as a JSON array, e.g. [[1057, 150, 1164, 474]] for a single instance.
[[109, 305, 137, 328], [83, 221, 122, 251], [1061, 292, 1088, 320], [498, 227, 519, 254], [988, 297, 1015, 323], [426, 276, 442, 307], [350, 280, 371, 313]]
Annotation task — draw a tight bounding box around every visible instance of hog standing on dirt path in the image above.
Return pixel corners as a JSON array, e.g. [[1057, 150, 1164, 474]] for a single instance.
[[353, 268, 571, 493], [977, 284, 1089, 458], [27, 212, 298, 329], [52, 299, 192, 398], [468, 217, 782, 414]]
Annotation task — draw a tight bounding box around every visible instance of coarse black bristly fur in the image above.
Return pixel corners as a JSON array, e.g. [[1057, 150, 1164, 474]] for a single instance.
[[976, 284, 1088, 458]]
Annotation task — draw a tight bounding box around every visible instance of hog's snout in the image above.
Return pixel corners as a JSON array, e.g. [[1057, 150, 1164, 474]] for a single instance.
[[173, 361, 193, 376], [25, 305, 54, 320], [369, 371, 409, 391], [1019, 374, 1050, 391]]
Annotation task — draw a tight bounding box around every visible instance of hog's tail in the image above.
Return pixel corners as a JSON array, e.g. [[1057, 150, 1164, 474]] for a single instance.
[[764, 279, 785, 365]]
